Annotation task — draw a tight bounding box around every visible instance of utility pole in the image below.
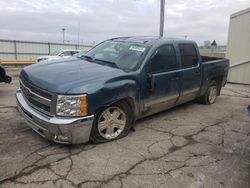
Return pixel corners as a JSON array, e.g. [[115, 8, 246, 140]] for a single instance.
[[159, 0, 165, 37], [62, 28, 66, 43], [77, 22, 80, 49]]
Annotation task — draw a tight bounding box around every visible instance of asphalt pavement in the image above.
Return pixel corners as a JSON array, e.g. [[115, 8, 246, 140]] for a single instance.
[[0, 68, 250, 188]]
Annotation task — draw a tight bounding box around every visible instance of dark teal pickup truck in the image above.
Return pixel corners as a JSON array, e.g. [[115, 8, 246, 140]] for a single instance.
[[16, 37, 229, 144]]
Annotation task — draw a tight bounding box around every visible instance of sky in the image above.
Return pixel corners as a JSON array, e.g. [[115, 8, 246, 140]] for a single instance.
[[0, 0, 249, 45]]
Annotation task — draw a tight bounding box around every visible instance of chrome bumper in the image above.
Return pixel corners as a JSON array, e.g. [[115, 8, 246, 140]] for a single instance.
[[16, 90, 94, 144]]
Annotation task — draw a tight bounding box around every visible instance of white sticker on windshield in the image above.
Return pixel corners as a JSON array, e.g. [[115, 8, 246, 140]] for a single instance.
[[129, 46, 146, 52]]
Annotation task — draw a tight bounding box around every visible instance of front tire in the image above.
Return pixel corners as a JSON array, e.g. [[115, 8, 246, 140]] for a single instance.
[[90, 101, 133, 143]]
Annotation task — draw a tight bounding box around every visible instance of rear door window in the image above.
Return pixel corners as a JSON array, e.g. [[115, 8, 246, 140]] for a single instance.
[[179, 44, 199, 69]]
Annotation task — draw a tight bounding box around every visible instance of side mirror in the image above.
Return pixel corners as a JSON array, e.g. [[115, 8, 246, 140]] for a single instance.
[[146, 71, 155, 92], [147, 73, 155, 92]]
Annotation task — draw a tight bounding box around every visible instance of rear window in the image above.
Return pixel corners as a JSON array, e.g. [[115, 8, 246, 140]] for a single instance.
[[179, 44, 198, 69]]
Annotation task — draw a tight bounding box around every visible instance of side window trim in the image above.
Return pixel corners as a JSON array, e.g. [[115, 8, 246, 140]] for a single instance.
[[152, 63, 200, 76], [179, 63, 200, 71]]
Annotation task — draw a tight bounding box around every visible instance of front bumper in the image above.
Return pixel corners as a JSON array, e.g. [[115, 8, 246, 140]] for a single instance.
[[16, 90, 94, 144]]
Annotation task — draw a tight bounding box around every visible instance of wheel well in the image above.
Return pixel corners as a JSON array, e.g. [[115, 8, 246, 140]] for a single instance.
[[211, 76, 223, 95], [107, 97, 136, 125], [95, 97, 136, 120], [117, 97, 136, 113], [212, 76, 223, 82]]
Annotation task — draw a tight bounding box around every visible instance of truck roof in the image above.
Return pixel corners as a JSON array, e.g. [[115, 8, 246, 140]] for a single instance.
[[108, 36, 194, 45]]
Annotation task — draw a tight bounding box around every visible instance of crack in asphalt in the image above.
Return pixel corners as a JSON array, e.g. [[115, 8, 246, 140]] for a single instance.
[[21, 144, 52, 162], [78, 125, 227, 188], [221, 94, 250, 98], [0, 114, 234, 187], [115, 141, 147, 160], [0, 145, 85, 185]]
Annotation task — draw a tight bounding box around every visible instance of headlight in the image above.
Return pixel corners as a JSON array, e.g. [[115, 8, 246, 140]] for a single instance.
[[56, 95, 87, 116]]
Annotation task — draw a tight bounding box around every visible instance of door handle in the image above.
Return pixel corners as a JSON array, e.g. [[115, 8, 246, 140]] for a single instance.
[[194, 70, 201, 75], [171, 77, 180, 81]]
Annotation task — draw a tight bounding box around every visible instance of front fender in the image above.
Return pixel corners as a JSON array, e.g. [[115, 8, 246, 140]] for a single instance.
[[88, 79, 140, 116]]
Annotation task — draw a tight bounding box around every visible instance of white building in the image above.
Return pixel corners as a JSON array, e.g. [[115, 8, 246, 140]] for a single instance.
[[226, 8, 250, 84]]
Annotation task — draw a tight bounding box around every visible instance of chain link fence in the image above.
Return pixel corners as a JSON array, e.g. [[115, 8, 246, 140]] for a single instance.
[[0, 39, 94, 61]]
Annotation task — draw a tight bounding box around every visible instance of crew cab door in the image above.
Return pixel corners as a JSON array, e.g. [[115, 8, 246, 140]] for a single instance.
[[142, 44, 180, 116], [177, 43, 202, 104]]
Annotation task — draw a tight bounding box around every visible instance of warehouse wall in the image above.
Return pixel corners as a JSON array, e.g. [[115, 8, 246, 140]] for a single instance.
[[226, 8, 250, 84], [226, 8, 250, 66], [227, 62, 250, 85], [0, 39, 94, 60]]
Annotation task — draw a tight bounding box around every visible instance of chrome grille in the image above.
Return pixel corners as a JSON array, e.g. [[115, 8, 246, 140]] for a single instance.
[[20, 80, 52, 115], [21, 79, 52, 100]]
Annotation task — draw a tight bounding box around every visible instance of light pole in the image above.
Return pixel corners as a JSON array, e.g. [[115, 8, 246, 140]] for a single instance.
[[159, 0, 165, 37], [77, 22, 80, 49], [62, 28, 66, 43]]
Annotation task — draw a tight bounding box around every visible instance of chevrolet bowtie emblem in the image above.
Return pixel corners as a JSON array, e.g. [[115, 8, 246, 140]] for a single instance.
[[23, 87, 31, 97]]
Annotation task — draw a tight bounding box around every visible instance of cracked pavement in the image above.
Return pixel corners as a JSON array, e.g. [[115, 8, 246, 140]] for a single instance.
[[0, 68, 250, 188]]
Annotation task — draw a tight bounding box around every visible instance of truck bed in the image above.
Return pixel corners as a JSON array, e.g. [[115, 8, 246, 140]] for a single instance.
[[201, 56, 225, 62], [199, 56, 229, 97]]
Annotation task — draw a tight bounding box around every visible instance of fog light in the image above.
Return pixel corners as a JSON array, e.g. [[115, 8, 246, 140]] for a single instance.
[[54, 135, 69, 142]]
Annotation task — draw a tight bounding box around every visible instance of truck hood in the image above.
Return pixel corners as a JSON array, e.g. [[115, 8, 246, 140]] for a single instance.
[[20, 58, 127, 94], [38, 55, 57, 58]]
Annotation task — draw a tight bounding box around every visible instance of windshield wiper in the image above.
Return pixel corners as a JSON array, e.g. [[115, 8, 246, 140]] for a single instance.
[[80, 56, 119, 68], [80, 55, 94, 61], [94, 59, 119, 68]]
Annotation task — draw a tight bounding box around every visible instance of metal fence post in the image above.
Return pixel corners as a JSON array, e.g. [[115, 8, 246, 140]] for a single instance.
[[48, 43, 51, 55], [14, 40, 17, 60]]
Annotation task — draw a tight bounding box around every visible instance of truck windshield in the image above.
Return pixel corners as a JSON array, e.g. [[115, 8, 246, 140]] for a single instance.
[[82, 41, 148, 70]]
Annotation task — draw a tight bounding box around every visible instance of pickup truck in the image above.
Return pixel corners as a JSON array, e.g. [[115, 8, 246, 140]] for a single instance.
[[0, 65, 12, 84], [36, 49, 80, 63], [16, 37, 229, 144]]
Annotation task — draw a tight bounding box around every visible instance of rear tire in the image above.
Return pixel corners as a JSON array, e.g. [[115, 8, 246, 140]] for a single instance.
[[198, 81, 218, 105], [90, 101, 133, 143]]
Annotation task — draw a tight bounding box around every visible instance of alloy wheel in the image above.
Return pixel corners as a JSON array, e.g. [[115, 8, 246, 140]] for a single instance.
[[97, 106, 126, 139]]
